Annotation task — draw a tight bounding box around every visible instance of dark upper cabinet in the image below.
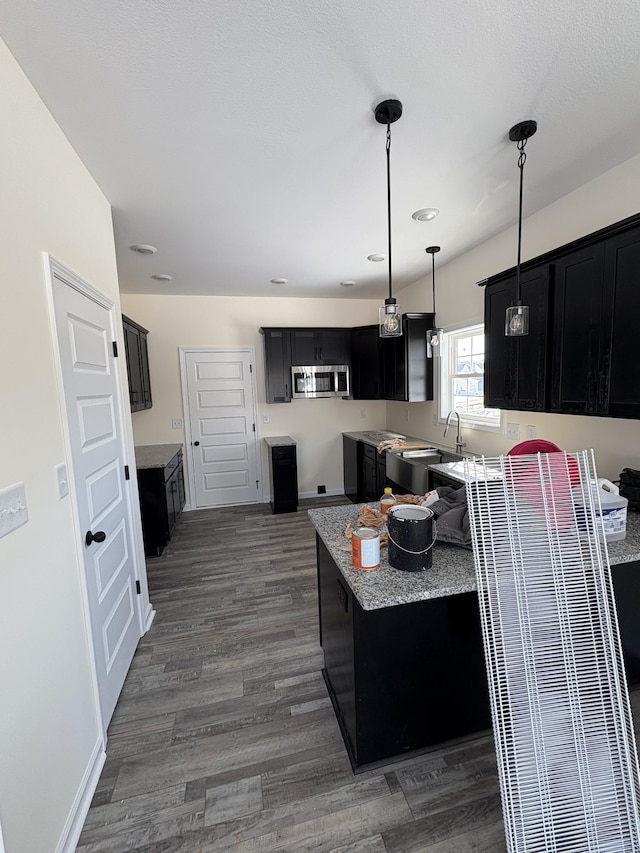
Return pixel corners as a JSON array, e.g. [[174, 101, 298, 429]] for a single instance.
[[290, 328, 350, 365], [122, 314, 152, 412], [604, 227, 640, 420], [551, 244, 606, 414], [382, 313, 434, 402], [350, 325, 382, 400], [261, 328, 292, 403], [483, 213, 640, 420], [485, 266, 550, 411]]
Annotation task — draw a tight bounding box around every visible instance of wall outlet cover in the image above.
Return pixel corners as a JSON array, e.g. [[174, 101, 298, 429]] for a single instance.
[[507, 423, 521, 440], [171, 418, 184, 429], [55, 463, 69, 500], [0, 482, 28, 538], [526, 425, 538, 439]]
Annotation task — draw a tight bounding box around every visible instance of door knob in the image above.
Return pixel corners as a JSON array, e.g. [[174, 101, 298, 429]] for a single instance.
[[193, 441, 200, 446], [85, 529, 106, 547]]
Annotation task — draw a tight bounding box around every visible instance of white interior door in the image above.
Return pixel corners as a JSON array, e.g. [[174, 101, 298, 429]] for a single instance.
[[51, 265, 142, 727], [184, 349, 260, 508]]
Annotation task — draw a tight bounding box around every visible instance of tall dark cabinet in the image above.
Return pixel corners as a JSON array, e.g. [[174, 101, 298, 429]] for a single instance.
[[261, 328, 292, 403], [136, 445, 185, 557], [265, 436, 298, 513], [381, 313, 434, 402], [350, 326, 382, 400], [122, 314, 152, 412]]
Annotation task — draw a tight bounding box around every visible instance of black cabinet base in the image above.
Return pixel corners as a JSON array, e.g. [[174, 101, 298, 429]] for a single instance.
[[268, 443, 298, 514]]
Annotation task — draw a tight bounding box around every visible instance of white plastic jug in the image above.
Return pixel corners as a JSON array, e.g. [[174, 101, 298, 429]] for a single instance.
[[593, 478, 628, 542]]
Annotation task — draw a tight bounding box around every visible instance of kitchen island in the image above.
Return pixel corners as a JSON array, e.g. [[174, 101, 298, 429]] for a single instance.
[[309, 503, 640, 770]]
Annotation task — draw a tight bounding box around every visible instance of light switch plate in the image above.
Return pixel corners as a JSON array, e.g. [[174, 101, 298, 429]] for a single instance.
[[526, 425, 537, 439], [55, 463, 69, 499], [507, 422, 520, 441], [0, 482, 29, 538], [171, 418, 183, 429]]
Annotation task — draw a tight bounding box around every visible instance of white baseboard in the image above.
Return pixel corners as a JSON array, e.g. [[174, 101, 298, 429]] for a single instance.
[[56, 737, 106, 853], [143, 603, 156, 632]]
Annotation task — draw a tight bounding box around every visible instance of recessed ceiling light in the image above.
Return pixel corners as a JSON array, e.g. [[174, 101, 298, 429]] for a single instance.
[[367, 254, 386, 262], [270, 278, 288, 285], [340, 280, 356, 287], [129, 244, 158, 255], [412, 208, 440, 222], [151, 273, 173, 281]]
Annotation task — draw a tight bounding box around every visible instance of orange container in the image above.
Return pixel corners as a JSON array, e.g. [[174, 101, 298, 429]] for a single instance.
[[352, 527, 380, 570]]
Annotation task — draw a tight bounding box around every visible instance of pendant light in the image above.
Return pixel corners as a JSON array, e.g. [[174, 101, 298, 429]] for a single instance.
[[425, 246, 442, 358], [505, 119, 537, 337], [375, 99, 403, 338]]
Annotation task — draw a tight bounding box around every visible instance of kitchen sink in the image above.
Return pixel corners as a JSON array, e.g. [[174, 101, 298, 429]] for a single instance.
[[386, 446, 464, 495]]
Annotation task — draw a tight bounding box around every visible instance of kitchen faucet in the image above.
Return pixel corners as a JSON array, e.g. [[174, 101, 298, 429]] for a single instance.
[[444, 410, 466, 455]]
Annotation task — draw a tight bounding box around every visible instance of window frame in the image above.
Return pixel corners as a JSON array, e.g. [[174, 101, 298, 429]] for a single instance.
[[437, 322, 504, 433]]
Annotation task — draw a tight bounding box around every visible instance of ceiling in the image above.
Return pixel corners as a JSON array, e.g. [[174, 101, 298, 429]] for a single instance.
[[3, 0, 640, 300]]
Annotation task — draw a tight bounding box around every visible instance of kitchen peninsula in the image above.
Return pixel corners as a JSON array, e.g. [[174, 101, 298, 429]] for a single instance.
[[310, 503, 640, 770]]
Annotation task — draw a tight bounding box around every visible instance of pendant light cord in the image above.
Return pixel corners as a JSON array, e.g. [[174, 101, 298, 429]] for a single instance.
[[431, 252, 436, 315], [386, 124, 393, 302], [515, 138, 528, 305]]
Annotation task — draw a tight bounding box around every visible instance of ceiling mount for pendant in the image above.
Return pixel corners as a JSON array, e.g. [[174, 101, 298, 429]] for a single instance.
[[509, 119, 537, 143], [374, 98, 404, 338]]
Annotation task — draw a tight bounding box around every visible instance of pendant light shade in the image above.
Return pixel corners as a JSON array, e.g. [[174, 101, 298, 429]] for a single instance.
[[375, 99, 403, 338], [505, 119, 537, 337], [425, 245, 442, 358]]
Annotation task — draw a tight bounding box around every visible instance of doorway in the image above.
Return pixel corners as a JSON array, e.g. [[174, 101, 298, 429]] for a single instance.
[[180, 348, 260, 508]]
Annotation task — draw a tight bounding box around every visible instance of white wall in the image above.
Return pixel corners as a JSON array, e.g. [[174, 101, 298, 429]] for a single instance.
[[120, 294, 385, 501], [0, 39, 129, 852], [389, 153, 640, 481]]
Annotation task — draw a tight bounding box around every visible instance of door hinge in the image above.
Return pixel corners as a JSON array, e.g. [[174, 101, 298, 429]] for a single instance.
[[124, 465, 130, 480], [250, 363, 253, 373], [253, 423, 256, 432], [112, 341, 118, 357], [135, 580, 141, 595]]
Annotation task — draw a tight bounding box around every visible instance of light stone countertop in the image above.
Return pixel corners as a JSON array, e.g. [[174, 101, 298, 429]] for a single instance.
[[134, 443, 183, 469], [264, 435, 296, 447], [308, 503, 640, 611]]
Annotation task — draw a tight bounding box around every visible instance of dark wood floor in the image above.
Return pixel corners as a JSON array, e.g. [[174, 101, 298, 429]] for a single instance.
[[78, 495, 581, 851]]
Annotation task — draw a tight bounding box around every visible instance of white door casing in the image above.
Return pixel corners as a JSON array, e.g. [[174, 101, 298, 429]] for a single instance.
[[181, 348, 260, 508], [48, 258, 144, 729]]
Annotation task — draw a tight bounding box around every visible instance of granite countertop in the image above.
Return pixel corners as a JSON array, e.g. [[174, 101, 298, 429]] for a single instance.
[[308, 504, 640, 611], [135, 443, 183, 469], [342, 430, 444, 451], [264, 435, 296, 447]]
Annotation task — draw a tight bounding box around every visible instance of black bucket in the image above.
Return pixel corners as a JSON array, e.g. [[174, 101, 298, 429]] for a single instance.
[[387, 504, 435, 572]]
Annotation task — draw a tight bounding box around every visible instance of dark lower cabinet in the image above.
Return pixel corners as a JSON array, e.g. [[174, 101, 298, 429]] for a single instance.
[[317, 536, 491, 769], [611, 560, 640, 686], [266, 439, 298, 513], [137, 449, 185, 556], [342, 435, 360, 503]]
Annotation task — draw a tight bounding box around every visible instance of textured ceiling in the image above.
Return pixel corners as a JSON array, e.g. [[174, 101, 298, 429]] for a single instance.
[[2, 0, 640, 299]]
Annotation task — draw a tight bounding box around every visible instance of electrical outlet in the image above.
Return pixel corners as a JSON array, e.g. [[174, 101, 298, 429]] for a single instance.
[[55, 463, 69, 500], [360, 408, 367, 419], [171, 418, 183, 429], [526, 425, 537, 439], [507, 422, 520, 441], [0, 482, 29, 538], [263, 414, 270, 424]]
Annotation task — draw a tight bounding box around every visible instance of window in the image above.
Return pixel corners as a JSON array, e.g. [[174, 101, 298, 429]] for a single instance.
[[439, 323, 502, 430]]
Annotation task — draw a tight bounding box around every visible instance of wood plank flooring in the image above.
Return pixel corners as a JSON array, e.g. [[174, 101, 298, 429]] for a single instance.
[[77, 497, 640, 852]]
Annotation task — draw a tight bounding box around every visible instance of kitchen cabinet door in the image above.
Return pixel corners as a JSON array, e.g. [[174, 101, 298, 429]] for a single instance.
[[382, 313, 434, 402], [137, 450, 185, 556], [350, 326, 382, 400], [604, 227, 640, 420], [291, 328, 350, 365], [261, 328, 292, 403], [484, 266, 550, 411], [123, 315, 152, 412], [362, 445, 378, 502], [551, 244, 606, 414]]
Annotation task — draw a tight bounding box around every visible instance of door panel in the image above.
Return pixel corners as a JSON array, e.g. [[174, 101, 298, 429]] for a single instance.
[[52, 270, 141, 727], [185, 349, 260, 507]]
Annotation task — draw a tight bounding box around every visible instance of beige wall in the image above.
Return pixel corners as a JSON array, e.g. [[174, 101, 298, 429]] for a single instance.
[[120, 294, 386, 501], [0, 39, 132, 852], [389, 152, 640, 481]]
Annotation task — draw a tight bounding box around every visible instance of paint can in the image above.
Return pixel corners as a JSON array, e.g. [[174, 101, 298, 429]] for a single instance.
[[352, 527, 380, 570], [387, 504, 436, 572]]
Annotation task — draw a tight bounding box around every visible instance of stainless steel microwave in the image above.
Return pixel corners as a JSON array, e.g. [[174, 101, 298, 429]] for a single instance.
[[291, 365, 350, 399]]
